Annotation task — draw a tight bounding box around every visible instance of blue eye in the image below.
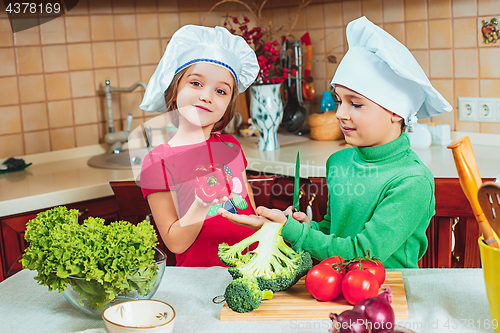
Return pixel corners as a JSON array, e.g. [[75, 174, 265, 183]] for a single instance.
[[216, 89, 227, 95], [191, 81, 202, 87]]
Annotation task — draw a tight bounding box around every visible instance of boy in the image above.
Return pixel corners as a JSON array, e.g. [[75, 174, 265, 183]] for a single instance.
[[219, 17, 452, 268]]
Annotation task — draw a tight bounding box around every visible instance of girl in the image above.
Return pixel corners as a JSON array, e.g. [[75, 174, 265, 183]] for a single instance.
[[139, 25, 259, 267], [219, 17, 453, 268]]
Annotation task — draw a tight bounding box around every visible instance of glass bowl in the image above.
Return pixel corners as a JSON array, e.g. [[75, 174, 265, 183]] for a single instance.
[[62, 247, 166, 318]]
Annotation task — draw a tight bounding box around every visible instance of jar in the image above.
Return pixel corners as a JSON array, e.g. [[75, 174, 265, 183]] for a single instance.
[[320, 91, 336, 112]]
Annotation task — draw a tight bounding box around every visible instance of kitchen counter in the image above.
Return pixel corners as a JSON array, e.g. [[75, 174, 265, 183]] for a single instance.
[[1, 132, 499, 217], [0, 267, 495, 333]]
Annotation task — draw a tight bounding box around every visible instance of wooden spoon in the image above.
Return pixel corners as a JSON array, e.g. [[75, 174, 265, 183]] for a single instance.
[[478, 182, 500, 239]]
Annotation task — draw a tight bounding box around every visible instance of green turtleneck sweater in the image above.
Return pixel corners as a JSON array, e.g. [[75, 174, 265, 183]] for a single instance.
[[281, 133, 435, 268]]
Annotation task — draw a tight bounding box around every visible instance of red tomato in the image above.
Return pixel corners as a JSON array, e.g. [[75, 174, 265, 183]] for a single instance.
[[341, 269, 379, 305], [305, 265, 343, 302], [348, 259, 386, 286], [319, 256, 347, 275]]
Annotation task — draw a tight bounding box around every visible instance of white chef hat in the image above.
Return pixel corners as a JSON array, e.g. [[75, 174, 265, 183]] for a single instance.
[[140, 25, 259, 113], [331, 17, 452, 124]]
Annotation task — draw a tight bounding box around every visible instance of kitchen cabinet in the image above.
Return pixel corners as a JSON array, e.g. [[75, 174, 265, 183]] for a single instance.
[[0, 196, 119, 282]]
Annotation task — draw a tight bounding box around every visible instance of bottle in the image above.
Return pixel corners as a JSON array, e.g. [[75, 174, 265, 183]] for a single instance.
[[320, 91, 336, 112]]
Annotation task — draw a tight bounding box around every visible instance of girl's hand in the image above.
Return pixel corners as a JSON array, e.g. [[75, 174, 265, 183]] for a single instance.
[[283, 205, 311, 227], [218, 206, 287, 229]]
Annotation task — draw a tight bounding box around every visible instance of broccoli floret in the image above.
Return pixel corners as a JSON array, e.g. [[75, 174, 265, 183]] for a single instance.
[[224, 275, 273, 313], [219, 222, 313, 293]]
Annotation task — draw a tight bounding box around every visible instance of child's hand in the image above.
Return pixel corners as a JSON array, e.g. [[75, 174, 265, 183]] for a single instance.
[[218, 206, 287, 229], [283, 205, 311, 227]]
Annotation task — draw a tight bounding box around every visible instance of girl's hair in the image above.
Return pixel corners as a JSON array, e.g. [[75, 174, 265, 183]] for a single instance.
[[164, 66, 239, 133]]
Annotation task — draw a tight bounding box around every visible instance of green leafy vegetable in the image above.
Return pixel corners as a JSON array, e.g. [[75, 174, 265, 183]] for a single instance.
[[20, 206, 159, 309]]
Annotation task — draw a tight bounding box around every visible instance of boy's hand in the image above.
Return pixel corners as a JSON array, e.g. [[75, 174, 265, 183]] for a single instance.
[[283, 206, 311, 227], [218, 206, 287, 229]]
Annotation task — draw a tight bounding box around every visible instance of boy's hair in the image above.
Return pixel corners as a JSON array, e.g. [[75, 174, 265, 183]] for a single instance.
[[164, 67, 239, 133]]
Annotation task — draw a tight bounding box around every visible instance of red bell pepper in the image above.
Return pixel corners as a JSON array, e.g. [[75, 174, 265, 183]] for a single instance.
[[194, 164, 233, 203]]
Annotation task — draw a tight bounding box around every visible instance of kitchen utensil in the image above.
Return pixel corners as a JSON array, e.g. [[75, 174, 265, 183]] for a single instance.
[[478, 237, 500, 333], [284, 41, 307, 133], [282, 39, 299, 125], [478, 182, 500, 237], [293, 152, 300, 212], [300, 32, 315, 101], [447, 137, 498, 247], [220, 271, 408, 321]]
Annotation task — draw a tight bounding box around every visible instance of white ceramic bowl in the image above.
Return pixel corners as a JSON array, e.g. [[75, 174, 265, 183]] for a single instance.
[[102, 299, 175, 333]]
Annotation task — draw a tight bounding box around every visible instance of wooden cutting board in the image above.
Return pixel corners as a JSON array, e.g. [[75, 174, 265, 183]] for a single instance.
[[220, 271, 408, 321]]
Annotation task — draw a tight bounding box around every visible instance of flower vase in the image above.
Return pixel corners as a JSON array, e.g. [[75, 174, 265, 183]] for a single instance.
[[249, 83, 283, 151]]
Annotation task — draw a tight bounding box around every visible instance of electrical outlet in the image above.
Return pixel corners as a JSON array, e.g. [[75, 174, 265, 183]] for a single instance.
[[496, 100, 500, 122], [478, 98, 495, 122], [458, 97, 478, 121]]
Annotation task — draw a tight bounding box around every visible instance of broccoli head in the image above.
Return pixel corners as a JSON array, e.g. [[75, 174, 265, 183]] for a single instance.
[[224, 275, 273, 313], [219, 222, 313, 293]]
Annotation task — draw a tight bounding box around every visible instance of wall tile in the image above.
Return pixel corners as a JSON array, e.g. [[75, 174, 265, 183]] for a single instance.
[[326, 53, 344, 80], [0, 48, 16, 76], [68, 43, 93, 70], [428, 0, 452, 19], [0, 106, 22, 134], [0, 77, 19, 105], [453, 18, 478, 48], [136, 0, 157, 13], [21, 102, 48, 131], [343, 1, 362, 25], [200, 11, 223, 28], [66, 16, 91, 43], [456, 120, 480, 132], [480, 122, 500, 134], [92, 41, 116, 68], [452, 0, 477, 18], [113, 0, 134, 14], [45, 73, 71, 100], [289, 8, 307, 31], [94, 68, 118, 91], [311, 54, 327, 80], [309, 28, 325, 55], [158, 0, 179, 12], [0, 19, 14, 47], [384, 22, 405, 44], [179, 12, 201, 27], [362, 0, 383, 24], [0, 134, 24, 158], [13, 21, 40, 45], [479, 47, 500, 78], [455, 78, 479, 97], [48, 100, 73, 127], [42, 45, 69, 72], [454, 49, 479, 78], [89, 0, 112, 14], [411, 50, 430, 76], [306, 4, 325, 29], [73, 97, 98, 124], [19, 75, 46, 103], [406, 21, 428, 49], [430, 49, 453, 78], [429, 19, 452, 48], [24, 131, 50, 154], [116, 41, 139, 66], [480, 79, 500, 97], [405, 0, 427, 21], [90, 15, 114, 41], [324, 2, 343, 27], [16, 46, 43, 74], [478, 0, 500, 16], [75, 124, 99, 147], [118, 66, 141, 87], [65, 0, 89, 15], [50, 127, 76, 150], [272, 7, 291, 30], [40, 16, 66, 44], [114, 15, 138, 40], [141, 65, 156, 83], [137, 14, 159, 38], [383, 0, 404, 22], [325, 27, 345, 54], [139, 39, 161, 65], [119, 92, 143, 118], [430, 78, 455, 109], [70, 71, 95, 98]]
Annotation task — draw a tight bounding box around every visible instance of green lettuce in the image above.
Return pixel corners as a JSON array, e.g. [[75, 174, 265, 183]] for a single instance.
[[20, 206, 159, 309]]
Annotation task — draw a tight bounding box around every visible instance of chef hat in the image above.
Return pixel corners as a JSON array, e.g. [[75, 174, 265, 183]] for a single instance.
[[140, 25, 259, 113], [331, 17, 452, 124]]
